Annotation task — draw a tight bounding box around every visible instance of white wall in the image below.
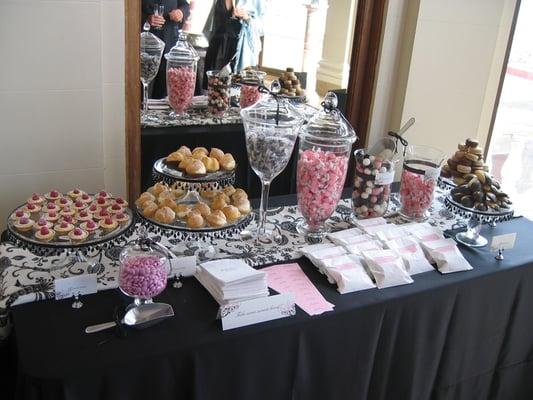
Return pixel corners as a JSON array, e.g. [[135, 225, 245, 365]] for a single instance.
[[0, 0, 126, 230]]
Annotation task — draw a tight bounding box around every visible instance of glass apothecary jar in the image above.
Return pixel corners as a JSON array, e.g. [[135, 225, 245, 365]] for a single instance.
[[296, 92, 357, 239], [119, 233, 170, 307], [140, 23, 165, 116], [165, 31, 199, 117], [240, 70, 267, 109]]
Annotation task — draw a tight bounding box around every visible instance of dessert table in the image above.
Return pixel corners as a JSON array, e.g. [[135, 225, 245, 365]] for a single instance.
[[3, 190, 533, 400]]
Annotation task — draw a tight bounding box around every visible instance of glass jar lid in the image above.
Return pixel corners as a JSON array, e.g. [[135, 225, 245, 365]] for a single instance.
[[300, 92, 357, 145], [240, 81, 304, 127], [141, 22, 165, 51], [164, 31, 200, 63]]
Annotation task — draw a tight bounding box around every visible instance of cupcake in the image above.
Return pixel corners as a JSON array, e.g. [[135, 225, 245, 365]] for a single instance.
[[67, 188, 85, 200], [99, 217, 118, 232], [76, 209, 93, 223], [44, 202, 60, 214], [14, 217, 34, 232], [59, 214, 77, 225], [95, 208, 111, 220], [60, 206, 76, 218], [115, 212, 130, 225], [27, 193, 45, 206], [54, 221, 75, 235], [10, 209, 29, 221], [94, 196, 110, 209], [55, 197, 73, 209], [44, 211, 60, 223], [69, 227, 89, 242], [33, 217, 53, 231], [73, 199, 87, 212], [81, 220, 99, 233], [23, 202, 41, 217], [113, 197, 129, 208], [108, 203, 123, 214], [35, 226, 55, 242], [44, 190, 61, 202], [79, 193, 93, 204], [97, 191, 112, 200]]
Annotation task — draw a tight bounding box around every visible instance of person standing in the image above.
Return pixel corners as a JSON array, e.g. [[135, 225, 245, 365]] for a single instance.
[[142, 0, 191, 99]]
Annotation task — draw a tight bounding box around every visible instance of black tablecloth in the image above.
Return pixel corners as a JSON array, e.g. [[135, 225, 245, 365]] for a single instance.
[[9, 211, 533, 400]]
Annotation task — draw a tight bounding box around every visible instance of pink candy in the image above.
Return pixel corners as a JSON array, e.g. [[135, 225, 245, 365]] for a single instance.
[[399, 169, 437, 219], [119, 255, 167, 299], [240, 84, 261, 109], [167, 67, 196, 115], [297, 149, 349, 228]]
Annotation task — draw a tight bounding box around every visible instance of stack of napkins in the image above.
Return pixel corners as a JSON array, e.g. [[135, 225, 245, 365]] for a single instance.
[[196, 259, 269, 305]]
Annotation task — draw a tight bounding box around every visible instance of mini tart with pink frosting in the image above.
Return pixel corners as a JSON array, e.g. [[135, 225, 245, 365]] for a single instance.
[[69, 227, 89, 242], [73, 199, 88, 212], [44, 202, 60, 214], [87, 204, 100, 214], [114, 211, 130, 224], [67, 188, 85, 200], [79, 193, 93, 204], [108, 203, 123, 214], [14, 217, 34, 232], [94, 196, 110, 209], [23, 203, 41, 215], [94, 208, 111, 220], [35, 226, 55, 242], [76, 209, 93, 222], [60, 207, 76, 217], [80, 220, 99, 233], [44, 211, 60, 223], [113, 197, 129, 208], [55, 197, 73, 209], [99, 217, 118, 232], [33, 218, 53, 231], [59, 215, 77, 225], [44, 190, 61, 202], [96, 190, 112, 200], [26, 193, 45, 206], [10, 209, 29, 221], [54, 221, 75, 235]]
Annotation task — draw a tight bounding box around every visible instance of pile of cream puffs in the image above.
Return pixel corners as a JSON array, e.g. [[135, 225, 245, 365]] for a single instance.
[[165, 146, 236, 176], [135, 182, 251, 229]]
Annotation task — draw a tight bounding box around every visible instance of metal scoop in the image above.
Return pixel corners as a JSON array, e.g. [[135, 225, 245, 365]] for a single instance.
[[85, 302, 174, 334]]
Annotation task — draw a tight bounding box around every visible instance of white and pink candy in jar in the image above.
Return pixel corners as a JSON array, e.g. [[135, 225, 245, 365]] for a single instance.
[[240, 84, 261, 109], [119, 254, 168, 299], [167, 66, 196, 115], [297, 149, 349, 231]]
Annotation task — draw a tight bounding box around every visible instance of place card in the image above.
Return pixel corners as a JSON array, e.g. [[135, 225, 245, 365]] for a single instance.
[[490, 233, 517, 252], [220, 293, 295, 331], [169, 255, 197, 277], [54, 274, 97, 300], [262, 263, 335, 316]]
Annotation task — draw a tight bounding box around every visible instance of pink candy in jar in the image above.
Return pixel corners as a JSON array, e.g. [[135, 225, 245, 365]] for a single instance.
[[167, 66, 196, 115], [240, 84, 261, 109], [297, 149, 349, 229], [119, 254, 167, 299], [399, 167, 438, 220]]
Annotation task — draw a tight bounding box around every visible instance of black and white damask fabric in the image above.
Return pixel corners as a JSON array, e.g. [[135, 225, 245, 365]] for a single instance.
[[0, 188, 460, 339]]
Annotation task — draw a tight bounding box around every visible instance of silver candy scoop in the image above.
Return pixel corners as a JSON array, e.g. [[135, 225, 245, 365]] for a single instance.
[[85, 302, 174, 334]]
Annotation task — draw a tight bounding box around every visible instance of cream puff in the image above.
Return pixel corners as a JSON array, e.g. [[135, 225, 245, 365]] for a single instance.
[[192, 147, 209, 156], [14, 217, 34, 232], [150, 182, 169, 197], [166, 151, 185, 165], [67, 188, 85, 200], [55, 221, 75, 235], [193, 202, 211, 217], [99, 217, 118, 232], [115, 212, 130, 225], [135, 192, 156, 209], [185, 159, 207, 176], [69, 227, 89, 242], [154, 206, 176, 224], [35, 226, 55, 242], [199, 189, 219, 200], [206, 210, 227, 228], [231, 189, 248, 203], [220, 153, 236, 171], [186, 210, 204, 228], [142, 201, 159, 218], [80, 220, 99, 233], [178, 145, 192, 157], [178, 157, 194, 171], [211, 196, 227, 211], [209, 147, 225, 161], [222, 185, 236, 197], [175, 204, 191, 219], [201, 156, 220, 173], [234, 199, 251, 215], [10, 209, 28, 221], [222, 205, 241, 222], [159, 197, 178, 212], [44, 190, 61, 202], [26, 193, 45, 206]]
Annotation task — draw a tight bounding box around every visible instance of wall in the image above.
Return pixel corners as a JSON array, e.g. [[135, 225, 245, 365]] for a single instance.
[[0, 0, 126, 231]]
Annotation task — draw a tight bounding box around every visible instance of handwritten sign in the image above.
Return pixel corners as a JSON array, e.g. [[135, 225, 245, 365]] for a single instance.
[[54, 274, 97, 300], [490, 233, 516, 252]]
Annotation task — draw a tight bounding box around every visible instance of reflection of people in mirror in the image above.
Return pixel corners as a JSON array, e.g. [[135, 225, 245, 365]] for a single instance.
[[204, 0, 265, 79], [142, 0, 191, 99]]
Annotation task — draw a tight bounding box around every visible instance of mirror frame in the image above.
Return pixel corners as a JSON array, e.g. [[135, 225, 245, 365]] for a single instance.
[[124, 0, 386, 202]]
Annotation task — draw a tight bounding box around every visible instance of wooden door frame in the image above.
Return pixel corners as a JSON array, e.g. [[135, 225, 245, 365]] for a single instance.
[[124, 0, 387, 201]]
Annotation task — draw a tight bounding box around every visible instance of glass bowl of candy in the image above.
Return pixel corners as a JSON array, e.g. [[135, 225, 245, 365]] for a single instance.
[[207, 70, 231, 116], [239, 70, 266, 109], [352, 137, 398, 219], [296, 92, 357, 240], [165, 31, 199, 117], [399, 144, 445, 221], [119, 235, 170, 308]]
